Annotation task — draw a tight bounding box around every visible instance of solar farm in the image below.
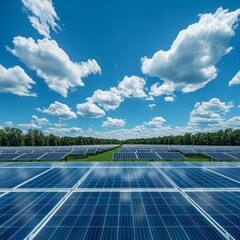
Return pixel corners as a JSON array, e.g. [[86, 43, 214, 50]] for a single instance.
[[0, 145, 240, 240]]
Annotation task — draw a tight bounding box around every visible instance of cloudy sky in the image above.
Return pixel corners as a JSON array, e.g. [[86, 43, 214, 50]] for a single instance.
[[1, 0, 240, 139]]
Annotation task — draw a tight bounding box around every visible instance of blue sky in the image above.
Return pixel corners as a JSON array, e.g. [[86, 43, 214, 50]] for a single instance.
[[0, 0, 240, 139]]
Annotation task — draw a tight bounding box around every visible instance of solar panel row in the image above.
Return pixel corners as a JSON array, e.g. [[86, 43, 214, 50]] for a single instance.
[[0, 162, 239, 240]]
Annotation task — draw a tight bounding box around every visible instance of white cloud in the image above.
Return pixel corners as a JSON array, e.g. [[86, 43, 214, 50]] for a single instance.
[[44, 127, 82, 136], [76, 102, 105, 118], [32, 115, 50, 125], [54, 122, 67, 127], [4, 121, 13, 127], [118, 76, 147, 98], [84, 75, 147, 112], [164, 96, 175, 102], [8, 37, 101, 97], [87, 88, 123, 111], [22, 0, 60, 38], [0, 65, 36, 97], [188, 98, 233, 128], [225, 116, 240, 128], [229, 71, 240, 86], [146, 116, 166, 127], [149, 103, 156, 109], [17, 115, 51, 129], [37, 101, 77, 120], [142, 8, 240, 96], [18, 122, 41, 129], [102, 117, 126, 128]]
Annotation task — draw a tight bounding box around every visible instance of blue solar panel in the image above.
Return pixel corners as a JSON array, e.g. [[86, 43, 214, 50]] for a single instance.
[[0, 192, 65, 240], [14, 153, 45, 160], [38, 152, 67, 160], [113, 152, 137, 160], [0, 153, 22, 160], [204, 152, 237, 160], [136, 152, 160, 160], [157, 152, 186, 160], [187, 192, 240, 239], [208, 168, 240, 182], [20, 168, 90, 188], [160, 167, 240, 188], [78, 167, 173, 188], [227, 152, 240, 159], [35, 192, 225, 240], [0, 168, 48, 188]]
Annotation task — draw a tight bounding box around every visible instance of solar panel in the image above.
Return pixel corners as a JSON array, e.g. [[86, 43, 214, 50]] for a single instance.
[[70, 149, 87, 155], [227, 152, 240, 159], [160, 167, 240, 188], [0, 168, 48, 188], [136, 152, 160, 160], [0, 192, 65, 240], [113, 152, 137, 160], [204, 152, 237, 160], [38, 152, 67, 160], [0, 153, 22, 160], [35, 192, 225, 240], [14, 153, 45, 160], [157, 152, 186, 160], [187, 191, 240, 240], [20, 168, 90, 188], [78, 167, 173, 188]]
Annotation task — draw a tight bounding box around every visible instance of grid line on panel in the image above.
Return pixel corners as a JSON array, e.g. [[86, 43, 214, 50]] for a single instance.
[[24, 166, 97, 240], [153, 164, 235, 240]]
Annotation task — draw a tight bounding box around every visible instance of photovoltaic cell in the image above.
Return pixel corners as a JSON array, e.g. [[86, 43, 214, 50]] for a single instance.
[[34, 192, 225, 240], [0, 192, 65, 240], [160, 167, 240, 188], [20, 168, 90, 188], [78, 167, 173, 188], [0, 168, 48, 188], [187, 191, 240, 239]]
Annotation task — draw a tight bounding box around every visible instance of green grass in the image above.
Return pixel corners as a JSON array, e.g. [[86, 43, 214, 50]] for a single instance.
[[66, 146, 122, 162]]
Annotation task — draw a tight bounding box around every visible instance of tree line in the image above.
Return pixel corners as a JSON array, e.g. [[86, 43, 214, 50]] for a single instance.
[[0, 128, 121, 146], [0, 127, 240, 146]]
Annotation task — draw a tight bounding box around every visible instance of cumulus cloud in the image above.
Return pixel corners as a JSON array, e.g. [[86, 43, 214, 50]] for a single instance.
[[149, 103, 156, 109], [83, 75, 147, 113], [4, 121, 13, 127], [0, 65, 36, 97], [146, 116, 166, 127], [22, 0, 60, 38], [188, 98, 233, 128], [118, 76, 147, 98], [164, 96, 175, 102], [32, 115, 50, 125], [142, 8, 240, 97], [37, 101, 77, 120], [44, 127, 82, 136], [102, 117, 126, 128], [87, 88, 123, 111], [76, 102, 106, 118], [229, 71, 240, 86], [8, 37, 101, 97], [17, 115, 51, 129]]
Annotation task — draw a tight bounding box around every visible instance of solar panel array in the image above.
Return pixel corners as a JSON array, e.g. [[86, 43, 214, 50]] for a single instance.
[[114, 145, 187, 160], [0, 162, 239, 239], [113, 144, 240, 160], [0, 145, 118, 161]]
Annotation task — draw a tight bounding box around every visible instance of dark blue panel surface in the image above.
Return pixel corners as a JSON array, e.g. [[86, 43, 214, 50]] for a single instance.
[[35, 192, 225, 240], [0, 192, 65, 240], [20, 168, 90, 188], [161, 167, 240, 188], [187, 192, 240, 239], [0, 168, 48, 188], [78, 167, 173, 188]]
